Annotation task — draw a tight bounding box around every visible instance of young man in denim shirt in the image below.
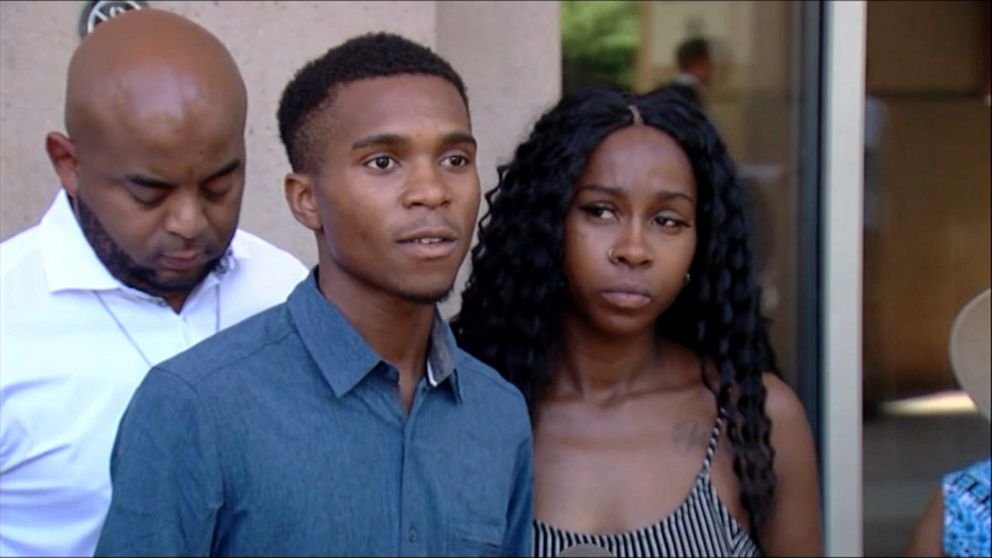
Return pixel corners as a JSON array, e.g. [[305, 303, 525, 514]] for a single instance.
[[96, 33, 532, 557]]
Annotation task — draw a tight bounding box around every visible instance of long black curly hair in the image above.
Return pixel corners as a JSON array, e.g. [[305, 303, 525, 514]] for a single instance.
[[452, 85, 780, 535]]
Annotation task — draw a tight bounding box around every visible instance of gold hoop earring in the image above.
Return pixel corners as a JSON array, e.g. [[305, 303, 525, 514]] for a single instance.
[[608, 248, 619, 263]]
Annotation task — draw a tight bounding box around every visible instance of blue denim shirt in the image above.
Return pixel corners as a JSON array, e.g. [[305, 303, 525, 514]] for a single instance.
[[95, 272, 533, 556]]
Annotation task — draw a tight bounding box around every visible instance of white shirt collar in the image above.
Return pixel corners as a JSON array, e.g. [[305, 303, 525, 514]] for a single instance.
[[39, 189, 249, 295], [673, 72, 700, 87]]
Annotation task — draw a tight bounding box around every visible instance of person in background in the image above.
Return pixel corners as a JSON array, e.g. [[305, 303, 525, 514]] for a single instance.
[[0, 9, 307, 556], [94, 32, 532, 556], [906, 288, 990, 558], [453, 86, 822, 557], [661, 37, 713, 110]]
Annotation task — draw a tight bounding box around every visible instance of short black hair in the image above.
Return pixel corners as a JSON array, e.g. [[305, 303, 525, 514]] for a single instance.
[[676, 37, 710, 71], [277, 32, 469, 173]]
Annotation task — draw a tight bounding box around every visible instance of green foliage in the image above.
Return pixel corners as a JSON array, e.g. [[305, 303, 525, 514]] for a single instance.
[[561, 0, 639, 94]]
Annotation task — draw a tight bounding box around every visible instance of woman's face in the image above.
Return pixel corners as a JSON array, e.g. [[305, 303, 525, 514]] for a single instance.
[[562, 124, 697, 337]]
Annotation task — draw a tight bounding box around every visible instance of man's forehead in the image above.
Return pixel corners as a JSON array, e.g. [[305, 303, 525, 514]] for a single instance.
[[71, 47, 243, 105], [71, 68, 244, 150], [340, 74, 464, 107], [325, 74, 471, 136]]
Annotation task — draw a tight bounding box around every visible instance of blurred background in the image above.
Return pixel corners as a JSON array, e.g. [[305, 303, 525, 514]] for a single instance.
[[560, 1, 990, 554]]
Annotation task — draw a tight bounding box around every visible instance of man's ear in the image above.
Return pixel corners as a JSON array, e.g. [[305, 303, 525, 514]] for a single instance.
[[45, 132, 80, 198], [284, 172, 322, 232]]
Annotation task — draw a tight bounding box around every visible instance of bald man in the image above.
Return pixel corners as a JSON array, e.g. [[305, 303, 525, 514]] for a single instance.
[[0, 10, 307, 556]]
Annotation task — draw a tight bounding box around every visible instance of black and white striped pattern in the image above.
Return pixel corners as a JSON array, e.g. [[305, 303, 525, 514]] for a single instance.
[[533, 418, 760, 557]]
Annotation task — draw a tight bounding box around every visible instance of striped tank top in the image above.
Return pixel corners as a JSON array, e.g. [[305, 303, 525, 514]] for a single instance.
[[533, 416, 760, 557]]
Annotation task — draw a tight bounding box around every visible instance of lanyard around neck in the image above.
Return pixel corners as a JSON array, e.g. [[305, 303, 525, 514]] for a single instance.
[[93, 286, 221, 368]]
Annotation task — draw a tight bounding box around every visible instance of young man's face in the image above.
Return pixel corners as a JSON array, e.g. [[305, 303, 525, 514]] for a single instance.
[[310, 74, 480, 304]]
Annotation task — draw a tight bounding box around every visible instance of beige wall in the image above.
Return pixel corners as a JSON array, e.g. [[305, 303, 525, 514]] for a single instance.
[[0, 0, 561, 317]]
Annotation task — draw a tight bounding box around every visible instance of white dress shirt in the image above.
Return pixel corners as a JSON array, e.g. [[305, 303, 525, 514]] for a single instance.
[[0, 190, 309, 557]]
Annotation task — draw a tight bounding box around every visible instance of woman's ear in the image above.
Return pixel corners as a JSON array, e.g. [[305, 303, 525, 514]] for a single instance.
[[284, 172, 322, 232]]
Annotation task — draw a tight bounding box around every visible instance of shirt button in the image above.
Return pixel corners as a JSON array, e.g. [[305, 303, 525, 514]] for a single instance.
[[408, 527, 417, 542]]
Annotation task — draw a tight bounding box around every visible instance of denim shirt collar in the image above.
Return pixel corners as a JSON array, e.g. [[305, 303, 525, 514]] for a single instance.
[[288, 270, 462, 402]]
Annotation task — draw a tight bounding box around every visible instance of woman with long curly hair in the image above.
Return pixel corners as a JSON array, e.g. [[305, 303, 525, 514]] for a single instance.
[[452, 87, 821, 557]]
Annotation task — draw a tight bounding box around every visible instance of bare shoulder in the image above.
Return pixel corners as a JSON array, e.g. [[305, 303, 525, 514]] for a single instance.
[[905, 487, 944, 557], [760, 372, 815, 472], [757, 372, 823, 556], [761, 372, 808, 425], [906, 465, 992, 555]]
